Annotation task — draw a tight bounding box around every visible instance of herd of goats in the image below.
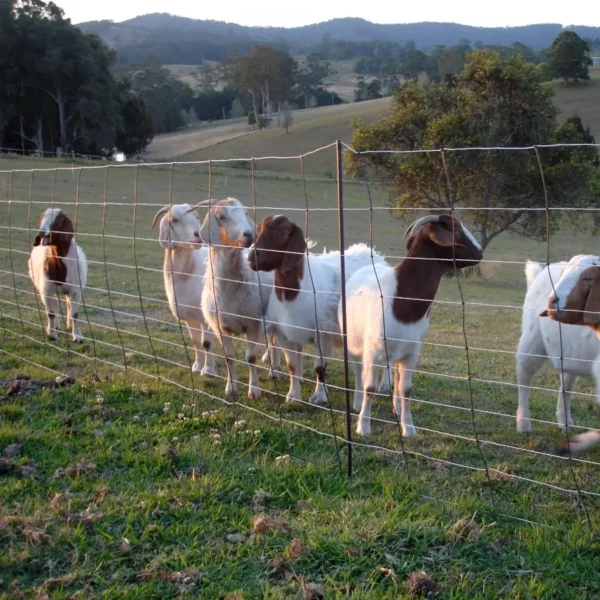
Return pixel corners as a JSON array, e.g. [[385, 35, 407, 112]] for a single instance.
[[24, 199, 600, 455]]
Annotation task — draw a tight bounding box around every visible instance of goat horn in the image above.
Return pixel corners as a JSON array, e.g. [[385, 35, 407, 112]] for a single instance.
[[403, 215, 441, 239], [195, 198, 220, 207], [150, 206, 170, 230]]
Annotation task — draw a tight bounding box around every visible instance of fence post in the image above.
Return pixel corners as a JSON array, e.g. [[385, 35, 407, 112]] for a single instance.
[[336, 140, 353, 477]]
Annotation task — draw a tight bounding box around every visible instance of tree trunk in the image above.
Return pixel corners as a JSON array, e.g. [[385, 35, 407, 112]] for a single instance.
[[277, 102, 281, 128], [56, 89, 69, 153]]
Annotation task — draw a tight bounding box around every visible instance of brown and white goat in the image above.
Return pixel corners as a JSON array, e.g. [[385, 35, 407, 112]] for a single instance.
[[343, 214, 483, 436], [541, 254, 600, 454], [248, 215, 389, 406], [28, 208, 87, 343]]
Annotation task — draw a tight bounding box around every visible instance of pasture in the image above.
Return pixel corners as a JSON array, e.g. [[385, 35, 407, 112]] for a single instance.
[[2, 150, 600, 598]]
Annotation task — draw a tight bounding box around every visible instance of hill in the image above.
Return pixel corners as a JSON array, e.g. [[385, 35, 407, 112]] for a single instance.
[[77, 15, 600, 64], [153, 98, 392, 174]]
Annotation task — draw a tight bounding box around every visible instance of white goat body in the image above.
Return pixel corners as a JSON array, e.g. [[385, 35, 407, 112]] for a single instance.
[[200, 198, 280, 399], [516, 260, 600, 433], [151, 203, 216, 376]]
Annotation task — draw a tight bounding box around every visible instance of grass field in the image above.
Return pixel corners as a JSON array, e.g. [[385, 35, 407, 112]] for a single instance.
[[2, 150, 600, 597]]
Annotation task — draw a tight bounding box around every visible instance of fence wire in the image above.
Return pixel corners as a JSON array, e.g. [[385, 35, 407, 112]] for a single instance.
[[1, 142, 600, 531]]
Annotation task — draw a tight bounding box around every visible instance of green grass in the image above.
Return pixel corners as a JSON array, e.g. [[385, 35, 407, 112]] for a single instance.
[[551, 70, 600, 142], [2, 154, 600, 597], [178, 98, 391, 175]]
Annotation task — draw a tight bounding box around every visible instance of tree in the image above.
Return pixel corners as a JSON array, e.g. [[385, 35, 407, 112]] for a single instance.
[[348, 51, 600, 254], [234, 45, 297, 120], [399, 49, 429, 80], [295, 53, 336, 108], [354, 77, 382, 102], [548, 31, 592, 84], [1, 0, 146, 156], [281, 103, 293, 133], [115, 80, 155, 156], [125, 61, 195, 133], [230, 98, 246, 118]]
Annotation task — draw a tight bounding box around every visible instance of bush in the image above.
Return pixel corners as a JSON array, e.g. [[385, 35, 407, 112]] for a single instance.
[[248, 111, 257, 126]]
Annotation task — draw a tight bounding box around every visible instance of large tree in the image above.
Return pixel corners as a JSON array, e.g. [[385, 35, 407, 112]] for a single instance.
[[1, 0, 154, 156], [295, 53, 336, 109], [348, 50, 600, 253], [548, 31, 592, 84], [234, 45, 297, 119]]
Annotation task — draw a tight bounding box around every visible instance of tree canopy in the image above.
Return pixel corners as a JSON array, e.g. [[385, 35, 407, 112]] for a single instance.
[[348, 51, 600, 251], [548, 31, 593, 84], [0, 0, 154, 156]]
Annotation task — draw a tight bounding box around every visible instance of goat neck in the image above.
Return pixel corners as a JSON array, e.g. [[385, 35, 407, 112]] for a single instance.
[[274, 258, 304, 302], [392, 239, 447, 324]]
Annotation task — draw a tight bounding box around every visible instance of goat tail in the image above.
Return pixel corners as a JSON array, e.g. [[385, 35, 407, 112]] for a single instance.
[[525, 260, 544, 288], [557, 430, 600, 456]]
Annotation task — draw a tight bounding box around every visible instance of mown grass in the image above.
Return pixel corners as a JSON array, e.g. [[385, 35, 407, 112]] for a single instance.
[[2, 153, 600, 597]]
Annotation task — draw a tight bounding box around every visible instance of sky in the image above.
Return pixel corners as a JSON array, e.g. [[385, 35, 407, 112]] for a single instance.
[[59, 0, 599, 28]]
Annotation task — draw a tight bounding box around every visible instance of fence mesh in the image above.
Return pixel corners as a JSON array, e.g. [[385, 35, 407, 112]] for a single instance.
[[1, 141, 600, 531]]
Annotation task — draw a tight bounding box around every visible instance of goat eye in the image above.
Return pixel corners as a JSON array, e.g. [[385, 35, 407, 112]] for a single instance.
[[172, 218, 179, 223]]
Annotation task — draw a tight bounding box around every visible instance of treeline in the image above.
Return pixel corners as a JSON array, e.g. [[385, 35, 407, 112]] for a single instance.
[[78, 14, 600, 65], [120, 49, 341, 135], [351, 31, 595, 102], [0, 1, 154, 157]]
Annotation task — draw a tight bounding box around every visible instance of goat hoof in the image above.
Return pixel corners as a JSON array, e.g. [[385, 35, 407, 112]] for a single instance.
[[261, 351, 270, 364], [402, 425, 416, 438], [516, 419, 532, 434], [309, 394, 328, 407], [285, 394, 301, 404], [356, 423, 371, 437], [267, 370, 279, 381], [248, 388, 261, 401], [200, 366, 217, 378]]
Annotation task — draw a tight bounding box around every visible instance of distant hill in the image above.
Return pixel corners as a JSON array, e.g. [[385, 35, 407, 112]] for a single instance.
[[77, 15, 600, 64]]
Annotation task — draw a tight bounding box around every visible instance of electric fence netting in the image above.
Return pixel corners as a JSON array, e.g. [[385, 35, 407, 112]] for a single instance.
[[1, 141, 600, 531]]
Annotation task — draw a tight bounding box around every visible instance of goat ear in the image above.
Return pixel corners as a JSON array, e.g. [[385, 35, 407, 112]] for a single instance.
[[281, 224, 307, 273], [584, 279, 600, 329], [428, 223, 463, 248], [158, 217, 178, 249], [34, 235, 42, 247], [151, 206, 170, 229], [49, 213, 74, 249], [539, 309, 549, 317]]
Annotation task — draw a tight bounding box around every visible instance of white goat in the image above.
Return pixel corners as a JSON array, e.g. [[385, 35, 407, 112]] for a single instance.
[[248, 215, 389, 406], [28, 208, 87, 343], [343, 215, 483, 436], [539, 254, 600, 454], [199, 198, 280, 400], [151, 203, 216, 376], [516, 259, 600, 433]]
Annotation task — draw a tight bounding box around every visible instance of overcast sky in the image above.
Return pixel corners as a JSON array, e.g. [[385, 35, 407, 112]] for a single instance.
[[59, 0, 599, 28]]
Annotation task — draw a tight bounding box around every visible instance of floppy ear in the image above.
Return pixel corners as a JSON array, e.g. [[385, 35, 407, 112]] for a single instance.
[[34, 235, 42, 247], [151, 206, 170, 229], [428, 222, 463, 248], [158, 217, 178, 249], [539, 309, 549, 317], [584, 279, 600, 329], [49, 213, 74, 253], [280, 224, 307, 273]]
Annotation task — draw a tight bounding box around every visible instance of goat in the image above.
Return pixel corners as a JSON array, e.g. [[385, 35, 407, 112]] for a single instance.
[[516, 258, 600, 433], [248, 215, 389, 406], [343, 214, 482, 437], [199, 198, 280, 400], [28, 208, 87, 343], [150, 203, 216, 376], [539, 254, 600, 454]]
